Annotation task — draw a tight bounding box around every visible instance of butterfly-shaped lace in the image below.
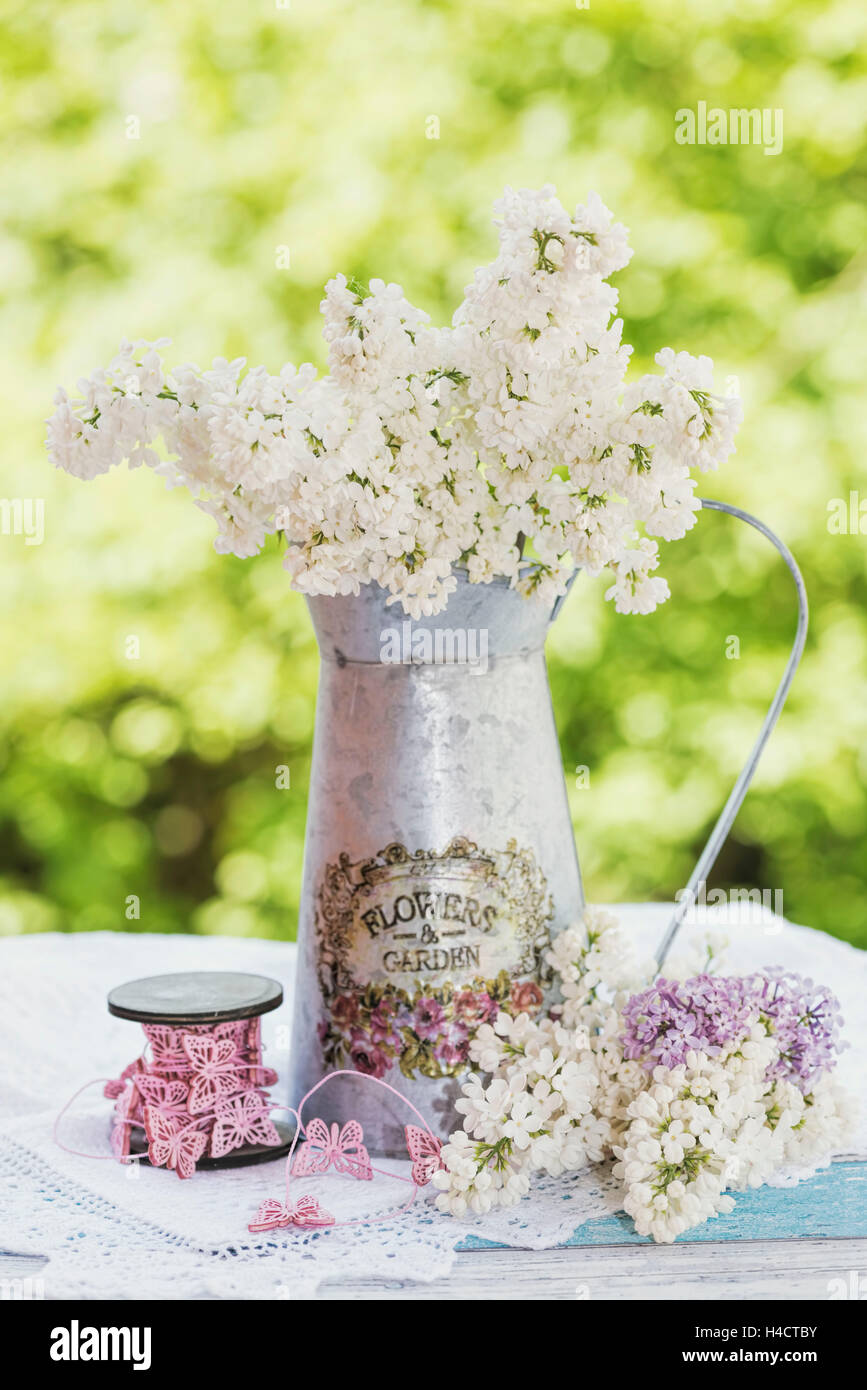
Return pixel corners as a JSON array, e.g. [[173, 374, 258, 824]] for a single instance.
[[143, 1108, 208, 1180], [134, 1075, 189, 1123], [291, 1118, 373, 1181], [182, 1034, 243, 1114], [211, 1090, 281, 1159], [142, 1025, 192, 1074], [248, 1195, 335, 1232], [404, 1124, 444, 1186]]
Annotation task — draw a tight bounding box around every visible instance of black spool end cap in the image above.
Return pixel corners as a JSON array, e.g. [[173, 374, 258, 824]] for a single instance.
[[107, 971, 284, 1025]]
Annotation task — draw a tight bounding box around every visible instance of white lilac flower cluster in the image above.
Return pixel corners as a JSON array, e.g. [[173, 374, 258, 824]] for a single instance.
[[432, 909, 855, 1243], [47, 187, 742, 618]]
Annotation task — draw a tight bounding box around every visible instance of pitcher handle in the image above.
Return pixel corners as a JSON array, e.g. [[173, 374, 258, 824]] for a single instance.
[[654, 498, 809, 970]]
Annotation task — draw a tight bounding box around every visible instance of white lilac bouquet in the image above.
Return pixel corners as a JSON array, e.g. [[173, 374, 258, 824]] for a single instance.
[[46, 187, 742, 618], [432, 910, 854, 1243]]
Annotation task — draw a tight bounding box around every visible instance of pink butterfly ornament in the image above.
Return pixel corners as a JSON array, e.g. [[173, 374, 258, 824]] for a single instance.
[[134, 1075, 189, 1123], [144, 1107, 208, 1179], [248, 1196, 335, 1233], [211, 1090, 281, 1159], [143, 1025, 195, 1076], [292, 1118, 372, 1181], [182, 1033, 241, 1114], [405, 1124, 444, 1186]]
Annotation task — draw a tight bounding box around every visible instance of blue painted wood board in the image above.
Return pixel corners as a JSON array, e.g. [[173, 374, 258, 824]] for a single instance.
[[456, 1160, 867, 1250]]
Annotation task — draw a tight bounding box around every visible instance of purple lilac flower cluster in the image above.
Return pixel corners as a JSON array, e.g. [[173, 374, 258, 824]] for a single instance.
[[621, 974, 756, 1069], [621, 969, 844, 1092], [746, 968, 846, 1092]]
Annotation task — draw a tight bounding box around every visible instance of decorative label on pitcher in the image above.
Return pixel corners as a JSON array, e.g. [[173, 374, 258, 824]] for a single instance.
[[314, 836, 553, 1079]]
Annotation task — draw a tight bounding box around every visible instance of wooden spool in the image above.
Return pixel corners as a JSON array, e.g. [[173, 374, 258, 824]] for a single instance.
[[107, 970, 294, 1169]]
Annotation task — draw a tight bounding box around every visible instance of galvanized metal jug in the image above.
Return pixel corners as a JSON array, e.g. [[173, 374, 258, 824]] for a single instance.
[[289, 501, 808, 1154], [289, 569, 584, 1151]]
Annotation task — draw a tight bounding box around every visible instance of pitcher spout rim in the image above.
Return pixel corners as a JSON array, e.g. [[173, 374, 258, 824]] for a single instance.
[[303, 565, 581, 665]]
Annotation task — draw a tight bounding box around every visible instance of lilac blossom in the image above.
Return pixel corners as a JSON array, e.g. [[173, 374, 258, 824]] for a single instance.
[[47, 188, 742, 620], [621, 970, 844, 1092], [621, 974, 756, 1067], [747, 969, 846, 1093]]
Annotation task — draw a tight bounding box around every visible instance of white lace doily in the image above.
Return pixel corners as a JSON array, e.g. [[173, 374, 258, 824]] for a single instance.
[[1, 906, 864, 1298]]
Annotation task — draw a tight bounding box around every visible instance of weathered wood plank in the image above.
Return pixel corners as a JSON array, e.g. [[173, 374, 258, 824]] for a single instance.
[[3, 1237, 865, 1301], [317, 1240, 867, 1300], [458, 1161, 867, 1250]]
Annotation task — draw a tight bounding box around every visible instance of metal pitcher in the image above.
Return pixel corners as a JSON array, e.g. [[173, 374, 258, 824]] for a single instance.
[[288, 500, 808, 1153], [289, 570, 582, 1151]]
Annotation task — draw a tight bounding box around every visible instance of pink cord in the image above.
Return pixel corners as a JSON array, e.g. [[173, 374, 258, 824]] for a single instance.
[[270, 1070, 441, 1229], [53, 1078, 140, 1161]]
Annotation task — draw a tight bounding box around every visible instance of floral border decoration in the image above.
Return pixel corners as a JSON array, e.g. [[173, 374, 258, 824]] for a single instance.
[[314, 838, 553, 1079]]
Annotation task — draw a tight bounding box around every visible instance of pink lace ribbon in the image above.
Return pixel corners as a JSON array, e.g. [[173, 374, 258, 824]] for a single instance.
[[55, 1040, 447, 1224], [102, 1016, 281, 1178]]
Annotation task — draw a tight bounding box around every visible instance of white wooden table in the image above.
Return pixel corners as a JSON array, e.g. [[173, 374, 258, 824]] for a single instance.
[[4, 1230, 866, 1301], [4, 1157, 865, 1301]]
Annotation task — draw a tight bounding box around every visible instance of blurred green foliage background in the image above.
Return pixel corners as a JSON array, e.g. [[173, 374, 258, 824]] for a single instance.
[[1, 0, 865, 947]]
